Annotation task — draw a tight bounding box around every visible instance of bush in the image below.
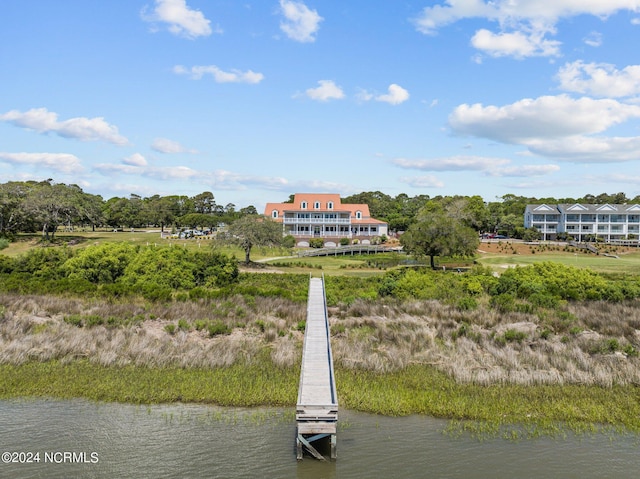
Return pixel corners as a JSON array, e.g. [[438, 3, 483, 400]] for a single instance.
[[493, 262, 615, 302], [456, 296, 478, 311], [62, 243, 136, 283], [490, 293, 516, 312], [0, 238, 9, 251], [208, 320, 231, 337], [282, 235, 296, 248], [309, 238, 324, 248], [339, 238, 350, 246]]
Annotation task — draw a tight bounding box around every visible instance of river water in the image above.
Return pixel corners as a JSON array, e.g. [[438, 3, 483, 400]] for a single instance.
[[1, 399, 638, 479]]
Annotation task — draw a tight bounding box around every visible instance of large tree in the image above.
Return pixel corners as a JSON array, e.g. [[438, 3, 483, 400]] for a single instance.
[[25, 181, 85, 240], [224, 215, 283, 263], [400, 208, 479, 269]]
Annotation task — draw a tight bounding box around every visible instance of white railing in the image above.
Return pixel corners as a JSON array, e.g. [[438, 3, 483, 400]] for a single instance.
[[284, 218, 351, 225]]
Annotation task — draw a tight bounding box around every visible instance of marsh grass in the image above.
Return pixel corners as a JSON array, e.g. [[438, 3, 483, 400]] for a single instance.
[[2, 291, 640, 431]]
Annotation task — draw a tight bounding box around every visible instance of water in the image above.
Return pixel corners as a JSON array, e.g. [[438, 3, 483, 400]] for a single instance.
[[1, 399, 639, 479]]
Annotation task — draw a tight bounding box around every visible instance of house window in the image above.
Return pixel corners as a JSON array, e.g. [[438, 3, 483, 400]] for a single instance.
[[314, 201, 320, 209], [328, 202, 334, 210], [355, 211, 362, 220], [271, 210, 278, 219], [301, 201, 307, 209]]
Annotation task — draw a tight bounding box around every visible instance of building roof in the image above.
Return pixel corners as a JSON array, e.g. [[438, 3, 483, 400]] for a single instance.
[[264, 193, 387, 225], [526, 203, 640, 214]]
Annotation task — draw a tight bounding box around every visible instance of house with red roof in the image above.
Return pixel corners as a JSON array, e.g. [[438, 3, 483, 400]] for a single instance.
[[264, 193, 388, 246]]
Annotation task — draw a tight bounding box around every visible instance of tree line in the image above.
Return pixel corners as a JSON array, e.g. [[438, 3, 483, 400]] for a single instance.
[[0, 180, 256, 240], [0, 179, 636, 242]]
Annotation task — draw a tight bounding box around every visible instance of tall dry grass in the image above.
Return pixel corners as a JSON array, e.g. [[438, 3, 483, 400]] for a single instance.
[[330, 298, 640, 386], [2, 292, 639, 387], [0, 293, 305, 369]]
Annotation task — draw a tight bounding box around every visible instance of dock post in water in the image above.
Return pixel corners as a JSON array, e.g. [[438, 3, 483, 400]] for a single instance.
[[296, 275, 338, 461]]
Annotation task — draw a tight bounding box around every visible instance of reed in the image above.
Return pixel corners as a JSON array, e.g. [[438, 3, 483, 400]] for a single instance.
[[3, 290, 640, 433]]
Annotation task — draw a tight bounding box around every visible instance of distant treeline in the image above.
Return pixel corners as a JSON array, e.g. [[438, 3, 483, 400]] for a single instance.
[[1, 179, 637, 240]]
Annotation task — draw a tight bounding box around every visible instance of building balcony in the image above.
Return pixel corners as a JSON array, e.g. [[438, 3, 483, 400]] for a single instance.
[[283, 218, 351, 225]]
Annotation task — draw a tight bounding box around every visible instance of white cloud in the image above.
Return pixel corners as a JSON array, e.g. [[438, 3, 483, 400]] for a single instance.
[[0, 108, 129, 146], [400, 175, 445, 188], [449, 95, 640, 163], [526, 135, 640, 163], [151, 137, 197, 154], [279, 0, 323, 43], [356, 89, 374, 102], [0, 152, 83, 174], [173, 65, 264, 84], [358, 84, 410, 105], [393, 156, 510, 171], [122, 153, 148, 167], [471, 28, 560, 58], [304, 80, 345, 101], [449, 95, 640, 143], [583, 31, 603, 47], [393, 155, 559, 177], [599, 173, 640, 184], [489, 164, 561, 177], [142, 0, 214, 39], [95, 162, 200, 180], [414, 0, 640, 58], [375, 84, 410, 105], [556, 61, 640, 98], [414, 0, 640, 34]]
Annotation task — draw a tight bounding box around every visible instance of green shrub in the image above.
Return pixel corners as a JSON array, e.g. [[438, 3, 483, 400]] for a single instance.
[[503, 329, 527, 342], [339, 237, 350, 246], [164, 324, 176, 335], [140, 284, 172, 302], [309, 238, 324, 248], [208, 320, 231, 337], [14, 247, 74, 279], [61, 243, 136, 283], [84, 315, 104, 327], [64, 315, 84, 327], [456, 296, 477, 311], [540, 328, 552, 340], [490, 293, 516, 312], [0, 238, 9, 250], [282, 235, 296, 248], [494, 262, 614, 302]]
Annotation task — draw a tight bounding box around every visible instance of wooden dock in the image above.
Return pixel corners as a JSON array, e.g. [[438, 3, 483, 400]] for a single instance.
[[296, 275, 338, 461]]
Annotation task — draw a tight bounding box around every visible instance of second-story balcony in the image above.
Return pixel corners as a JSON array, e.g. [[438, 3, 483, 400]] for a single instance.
[[283, 217, 351, 225]]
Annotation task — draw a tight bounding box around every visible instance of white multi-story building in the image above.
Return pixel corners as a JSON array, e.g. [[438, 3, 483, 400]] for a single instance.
[[524, 204, 640, 242], [264, 193, 388, 246]]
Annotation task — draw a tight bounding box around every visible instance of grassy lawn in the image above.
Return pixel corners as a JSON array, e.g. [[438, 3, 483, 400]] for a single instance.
[[477, 251, 640, 275], [264, 252, 416, 277]]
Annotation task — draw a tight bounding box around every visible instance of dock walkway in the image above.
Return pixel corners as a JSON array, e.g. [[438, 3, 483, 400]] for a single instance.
[[296, 276, 338, 460]]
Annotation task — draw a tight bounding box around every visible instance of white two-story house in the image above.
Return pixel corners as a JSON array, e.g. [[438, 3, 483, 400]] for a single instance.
[[264, 193, 388, 247], [524, 203, 640, 242]]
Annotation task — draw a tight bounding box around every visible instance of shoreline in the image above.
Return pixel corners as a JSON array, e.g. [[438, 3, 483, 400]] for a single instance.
[[1, 360, 640, 435], [2, 288, 640, 436]]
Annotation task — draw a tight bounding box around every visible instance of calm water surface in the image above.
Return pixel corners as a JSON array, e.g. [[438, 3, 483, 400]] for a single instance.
[[0, 399, 638, 479]]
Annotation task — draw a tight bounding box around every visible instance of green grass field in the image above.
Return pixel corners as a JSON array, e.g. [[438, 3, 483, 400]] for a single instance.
[[477, 251, 640, 275]]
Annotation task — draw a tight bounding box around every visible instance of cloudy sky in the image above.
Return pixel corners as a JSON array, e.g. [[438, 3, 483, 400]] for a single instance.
[[2, 0, 640, 210]]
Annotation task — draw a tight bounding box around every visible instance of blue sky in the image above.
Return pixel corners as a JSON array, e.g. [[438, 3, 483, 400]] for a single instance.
[[2, 0, 640, 211]]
